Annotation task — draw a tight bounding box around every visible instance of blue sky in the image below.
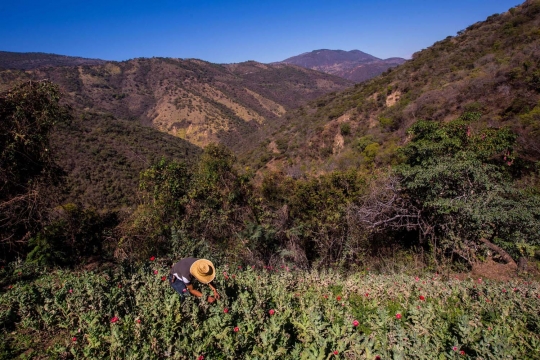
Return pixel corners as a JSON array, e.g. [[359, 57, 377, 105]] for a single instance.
[[0, 0, 521, 63]]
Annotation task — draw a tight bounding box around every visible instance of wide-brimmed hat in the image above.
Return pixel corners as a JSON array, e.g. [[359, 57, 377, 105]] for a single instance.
[[190, 259, 215, 284]]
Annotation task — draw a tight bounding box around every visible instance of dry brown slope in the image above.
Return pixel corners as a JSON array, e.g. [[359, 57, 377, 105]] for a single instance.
[[0, 57, 352, 149]]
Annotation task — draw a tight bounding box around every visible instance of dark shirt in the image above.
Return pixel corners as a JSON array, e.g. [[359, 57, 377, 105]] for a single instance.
[[171, 257, 197, 284]]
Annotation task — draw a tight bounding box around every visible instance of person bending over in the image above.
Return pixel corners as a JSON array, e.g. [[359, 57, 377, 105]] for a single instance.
[[169, 257, 220, 303]]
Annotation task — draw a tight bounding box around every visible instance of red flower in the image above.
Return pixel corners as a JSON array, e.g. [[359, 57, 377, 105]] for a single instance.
[[333, 350, 339, 355], [150, 256, 155, 261], [419, 295, 425, 301], [224, 275, 229, 280], [336, 296, 342, 301], [502, 289, 507, 293], [352, 320, 359, 327], [232, 275, 236, 279], [452, 346, 458, 351], [238, 266, 242, 269], [161, 276, 166, 281], [234, 326, 239, 332], [153, 270, 158, 275], [110, 316, 119, 323], [415, 277, 419, 281], [224, 308, 229, 313], [269, 309, 275, 315], [118, 284, 122, 288], [375, 356, 381, 360], [365, 293, 369, 297], [198, 356, 204, 360], [69, 289, 73, 293], [396, 313, 402, 319], [72, 336, 77, 342], [460, 350, 465, 355], [136, 319, 141, 323]]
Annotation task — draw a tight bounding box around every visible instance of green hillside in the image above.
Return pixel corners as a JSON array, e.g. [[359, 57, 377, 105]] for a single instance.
[[244, 1, 540, 174]]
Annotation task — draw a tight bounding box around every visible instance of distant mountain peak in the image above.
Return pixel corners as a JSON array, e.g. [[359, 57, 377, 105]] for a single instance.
[[0, 51, 107, 70], [281, 49, 406, 83]]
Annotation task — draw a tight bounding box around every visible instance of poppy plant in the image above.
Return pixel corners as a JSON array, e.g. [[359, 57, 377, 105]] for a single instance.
[[150, 256, 155, 261], [136, 319, 141, 323], [460, 350, 465, 355], [198, 356, 204, 360], [72, 336, 77, 342], [161, 276, 166, 281], [419, 295, 425, 301], [352, 320, 359, 327], [111, 316, 119, 323], [396, 313, 402, 319], [333, 350, 338, 355], [336, 296, 341, 301], [153, 270, 158, 275], [224, 308, 229, 313], [234, 326, 239, 332], [269, 309, 275, 315]]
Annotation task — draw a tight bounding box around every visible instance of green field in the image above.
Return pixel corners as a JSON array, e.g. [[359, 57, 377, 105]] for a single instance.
[[1, 260, 539, 359]]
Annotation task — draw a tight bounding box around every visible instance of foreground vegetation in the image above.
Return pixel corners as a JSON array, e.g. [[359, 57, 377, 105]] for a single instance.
[[1, 261, 539, 359]]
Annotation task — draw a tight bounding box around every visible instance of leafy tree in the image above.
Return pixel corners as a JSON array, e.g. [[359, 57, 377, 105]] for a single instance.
[[397, 115, 540, 264], [0, 81, 71, 256]]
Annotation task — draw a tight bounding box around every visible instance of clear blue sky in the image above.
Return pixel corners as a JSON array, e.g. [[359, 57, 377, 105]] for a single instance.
[[0, 0, 521, 63]]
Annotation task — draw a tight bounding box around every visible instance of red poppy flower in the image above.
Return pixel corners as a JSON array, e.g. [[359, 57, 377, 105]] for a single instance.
[[419, 295, 425, 301], [365, 293, 369, 297], [234, 326, 239, 332], [224, 275, 229, 280], [460, 350, 465, 355], [452, 346, 458, 351], [118, 284, 122, 288], [224, 308, 229, 313], [232, 275, 236, 279], [269, 309, 275, 315], [153, 270, 158, 275], [336, 296, 341, 301], [72, 336, 77, 342], [352, 320, 359, 327], [396, 313, 402, 319], [136, 319, 141, 323], [198, 356, 204, 360], [110, 316, 119, 323], [69, 289, 73, 293], [150, 256, 155, 261], [161, 276, 166, 281], [238, 266, 242, 269], [333, 350, 338, 355], [375, 356, 381, 360]]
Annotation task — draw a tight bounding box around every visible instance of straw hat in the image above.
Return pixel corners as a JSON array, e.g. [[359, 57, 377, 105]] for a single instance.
[[189, 259, 215, 284]]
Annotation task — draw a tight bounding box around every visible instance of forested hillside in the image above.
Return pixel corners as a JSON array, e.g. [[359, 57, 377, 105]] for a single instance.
[[244, 1, 540, 175]]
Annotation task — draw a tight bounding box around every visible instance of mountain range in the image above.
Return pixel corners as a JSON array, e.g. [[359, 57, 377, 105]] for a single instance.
[[0, 51, 107, 70], [281, 49, 406, 83], [244, 1, 540, 176], [1, 0, 539, 209], [0, 56, 352, 207]]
